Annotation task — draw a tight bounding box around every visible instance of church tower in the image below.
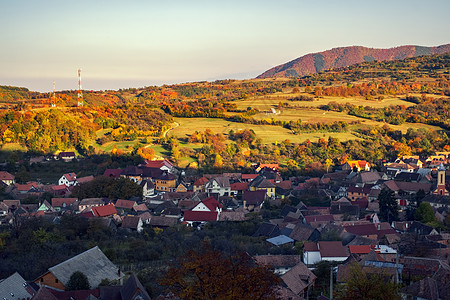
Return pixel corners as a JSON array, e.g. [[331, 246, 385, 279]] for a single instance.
[[433, 163, 449, 196]]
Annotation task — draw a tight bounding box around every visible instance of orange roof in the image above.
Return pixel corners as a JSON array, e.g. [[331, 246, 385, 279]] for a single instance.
[[63, 173, 77, 182], [242, 174, 258, 180], [258, 164, 279, 169], [92, 204, 117, 217], [193, 177, 209, 186], [0, 171, 15, 180], [349, 245, 372, 254], [52, 197, 78, 207]]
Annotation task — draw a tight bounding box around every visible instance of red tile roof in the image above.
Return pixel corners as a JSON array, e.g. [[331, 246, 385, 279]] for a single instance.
[[133, 203, 148, 212], [202, 196, 222, 211], [349, 245, 372, 254], [230, 182, 249, 191], [193, 176, 209, 186], [63, 173, 77, 182], [344, 223, 378, 236], [242, 174, 258, 180], [304, 242, 319, 252], [304, 214, 334, 224], [0, 171, 15, 181], [115, 199, 136, 209], [92, 204, 117, 217], [184, 210, 218, 222], [51, 197, 78, 207], [77, 175, 94, 184]]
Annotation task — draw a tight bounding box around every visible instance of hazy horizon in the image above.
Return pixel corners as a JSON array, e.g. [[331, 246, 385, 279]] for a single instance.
[[1, 0, 449, 92]]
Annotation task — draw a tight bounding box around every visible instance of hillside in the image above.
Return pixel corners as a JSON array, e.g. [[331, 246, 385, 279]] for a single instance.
[[257, 44, 450, 78]]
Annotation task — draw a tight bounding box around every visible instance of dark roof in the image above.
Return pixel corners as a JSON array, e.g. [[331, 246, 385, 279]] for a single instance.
[[121, 166, 143, 177], [121, 216, 142, 229], [394, 172, 421, 182], [243, 190, 266, 205], [120, 273, 151, 300], [183, 211, 218, 222], [149, 215, 178, 227], [289, 224, 317, 242], [115, 199, 136, 209], [400, 277, 448, 300], [254, 255, 300, 268], [330, 202, 359, 215], [406, 221, 437, 235], [253, 222, 280, 238], [281, 263, 316, 295], [281, 205, 298, 218], [318, 241, 348, 258], [304, 214, 334, 224], [46, 246, 121, 289], [103, 169, 123, 178], [347, 186, 371, 194], [344, 223, 378, 236], [249, 175, 276, 188]]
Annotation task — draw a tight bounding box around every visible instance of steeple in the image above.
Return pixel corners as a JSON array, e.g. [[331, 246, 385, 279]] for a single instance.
[[433, 163, 448, 196]]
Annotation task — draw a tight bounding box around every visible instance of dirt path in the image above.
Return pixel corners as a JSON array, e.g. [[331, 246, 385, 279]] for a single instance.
[[163, 122, 179, 138]]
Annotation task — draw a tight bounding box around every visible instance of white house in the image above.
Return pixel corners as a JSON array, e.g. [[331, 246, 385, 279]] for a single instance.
[[58, 173, 77, 187], [205, 177, 231, 196], [303, 241, 349, 265]]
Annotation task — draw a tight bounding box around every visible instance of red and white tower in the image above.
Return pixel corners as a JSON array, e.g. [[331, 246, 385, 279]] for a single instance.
[[77, 68, 83, 107]]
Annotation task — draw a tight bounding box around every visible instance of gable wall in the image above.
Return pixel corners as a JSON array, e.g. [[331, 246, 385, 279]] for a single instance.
[[35, 272, 66, 291]]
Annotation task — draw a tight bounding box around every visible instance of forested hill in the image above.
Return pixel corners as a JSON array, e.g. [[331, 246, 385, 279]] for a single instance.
[[257, 44, 450, 79]]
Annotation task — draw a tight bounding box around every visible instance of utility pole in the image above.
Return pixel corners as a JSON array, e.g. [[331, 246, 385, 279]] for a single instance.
[[330, 264, 333, 299]]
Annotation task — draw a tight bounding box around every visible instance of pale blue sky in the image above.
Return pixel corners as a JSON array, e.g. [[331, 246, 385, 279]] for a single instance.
[[0, 0, 449, 91]]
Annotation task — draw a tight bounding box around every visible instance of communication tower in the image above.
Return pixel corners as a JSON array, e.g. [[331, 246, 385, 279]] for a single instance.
[[77, 68, 83, 107], [51, 81, 56, 107]]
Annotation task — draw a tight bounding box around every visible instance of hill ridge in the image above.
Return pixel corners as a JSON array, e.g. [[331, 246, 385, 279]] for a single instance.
[[257, 44, 450, 78]]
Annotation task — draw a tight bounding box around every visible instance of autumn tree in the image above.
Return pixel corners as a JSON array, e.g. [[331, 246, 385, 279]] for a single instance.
[[159, 243, 281, 299], [336, 263, 400, 300]]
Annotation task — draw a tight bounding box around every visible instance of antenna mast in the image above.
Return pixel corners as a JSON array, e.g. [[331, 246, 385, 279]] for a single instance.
[[77, 68, 83, 107], [51, 81, 56, 107]]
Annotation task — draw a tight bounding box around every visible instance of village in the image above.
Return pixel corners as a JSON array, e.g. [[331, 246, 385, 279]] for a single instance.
[[0, 151, 449, 299]]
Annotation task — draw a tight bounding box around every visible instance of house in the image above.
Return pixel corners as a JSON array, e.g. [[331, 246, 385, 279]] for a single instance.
[[103, 168, 123, 178], [58, 173, 77, 187], [205, 177, 231, 196], [183, 196, 222, 225], [34, 246, 123, 290], [280, 262, 316, 298], [92, 203, 117, 217], [289, 223, 320, 242], [348, 171, 383, 184], [51, 198, 78, 211], [120, 166, 143, 182], [0, 171, 15, 185], [2, 200, 21, 212], [255, 163, 279, 173], [266, 235, 295, 246], [303, 241, 349, 265], [58, 151, 76, 162], [347, 186, 371, 201], [253, 222, 280, 238], [149, 215, 178, 228], [0, 272, 36, 299], [342, 160, 370, 172], [148, 169, 177, 192], [37, 200, 54, 212], [248, 175, 276, 198], [254, 255, 300, 275], [242, 174, 259, 182], [121, 216, 144, 233], [140, 179, 155, 197], [115, 199, 137, 211], [242, 190, 266, 211], [142, 159, 175, 173], [230, 182, 249, 197], [175, 182, 188, 193], [193, 177, 209, 192], [78, 198, 104, 212]]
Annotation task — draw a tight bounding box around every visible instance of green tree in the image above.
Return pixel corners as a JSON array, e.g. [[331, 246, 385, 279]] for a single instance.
[[378, 188, 399, 222], [66, 271, 90, 291], [414, 202, 435, 224]]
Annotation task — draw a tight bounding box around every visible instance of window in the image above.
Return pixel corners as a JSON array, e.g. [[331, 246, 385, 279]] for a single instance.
[[55, 279, 58, 283]]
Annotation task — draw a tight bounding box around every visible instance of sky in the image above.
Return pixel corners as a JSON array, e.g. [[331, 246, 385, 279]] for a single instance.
[[0, 0, 449, 92]]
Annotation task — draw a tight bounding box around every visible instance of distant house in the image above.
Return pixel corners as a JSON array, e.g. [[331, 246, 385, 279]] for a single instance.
[[205, 177, 231, 196], [51, 198, 78, 211], [142, 159, 175, 173], [115, 199, 137, 211], [175, 182, 188, 193], [255, 163, 279, 173], [34, 246, 123, 290], [92, 203, 117, 217], [248, 175, 276, 198], [58, 173, 77, 187], [280, 262, 316, 298], [58, 151, 76, 162], [122, 216, 144, 233], [242, 190, 266, 211], [254, 255, 300, 275], [0, 171, 15, 185], [347, 186, 371, 201], [183, 196, 222, 225], [78, 198, 104, 212], [193, 177, 209, 192], [37, 200, 54, 212], [103, 169, 123, 178], [342, 160, 370, 172], [230, 182, 249, 197], [140, 179, 155, 197], [242, 174, 258, 182], [303, 241, 349, 265]]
